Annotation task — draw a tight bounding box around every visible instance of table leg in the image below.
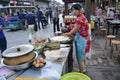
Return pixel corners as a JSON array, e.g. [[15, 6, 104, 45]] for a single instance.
[[107, 22, 110, 34], [104, 38, 107, 49], [68, 45, 73, 72], [109, 39, 112, 46], [115, 24, 119, 35], [114, 49, 120, 63], [113, 25, 115, 35], [110, 44, 114, 59]]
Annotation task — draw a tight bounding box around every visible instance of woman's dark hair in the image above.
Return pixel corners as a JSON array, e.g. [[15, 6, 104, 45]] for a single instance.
[[71, 4, 82, 10]]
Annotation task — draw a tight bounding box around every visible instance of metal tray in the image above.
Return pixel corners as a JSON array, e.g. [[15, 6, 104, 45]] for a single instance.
[[50, 36, 74, 44]]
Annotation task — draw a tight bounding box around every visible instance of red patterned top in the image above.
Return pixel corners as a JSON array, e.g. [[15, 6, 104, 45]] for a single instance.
[[76, 13, 91, 53]]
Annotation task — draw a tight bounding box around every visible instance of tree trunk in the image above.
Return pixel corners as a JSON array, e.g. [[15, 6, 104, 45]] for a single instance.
[[85, 0, 91, 23]]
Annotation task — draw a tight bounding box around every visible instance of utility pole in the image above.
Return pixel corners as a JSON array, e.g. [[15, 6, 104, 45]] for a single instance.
[[85, 0, 91, 23]]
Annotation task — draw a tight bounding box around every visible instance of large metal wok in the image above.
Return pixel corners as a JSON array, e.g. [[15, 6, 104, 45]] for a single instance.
[[1, 44, 38, 70]]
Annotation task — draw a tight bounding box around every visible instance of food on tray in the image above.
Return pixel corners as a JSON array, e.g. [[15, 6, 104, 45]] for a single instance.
[[35, 38, 46, 44], [32, 58, 46, 68], [54, 57, 64, 62], [34, 45, 43, 50], [51, 36, 70, 42], [46, 41, 60, 49], [4, 51, 36, 66]]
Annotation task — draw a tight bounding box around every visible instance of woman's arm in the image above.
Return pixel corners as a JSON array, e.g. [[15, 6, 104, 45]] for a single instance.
[[0, 26, 2, 30], [63, 24, 81, 36]]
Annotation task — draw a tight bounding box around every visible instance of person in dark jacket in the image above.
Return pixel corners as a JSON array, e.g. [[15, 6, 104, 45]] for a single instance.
[[52, 7, 60, 33], [48, 8, 52, 24], [45, 8, 49, 24], [0, 13, 7, 54], [25, 9, 37, 43], [19, 9, 26, 30], [37, 8, 44, 30]]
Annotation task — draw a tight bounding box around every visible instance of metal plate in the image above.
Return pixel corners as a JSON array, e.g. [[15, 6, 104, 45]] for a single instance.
[[2, 44, 34, 58], [50, 36, 73, 44], [50, 36, 70, 42]]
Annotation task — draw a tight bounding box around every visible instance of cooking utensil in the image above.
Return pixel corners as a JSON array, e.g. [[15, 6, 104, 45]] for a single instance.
[[50, 36, 74, 44], [50, 36, 70, 42], [2, 44, 34, 58], [1, 51, 38, 70], [34, 43, 46, 54]]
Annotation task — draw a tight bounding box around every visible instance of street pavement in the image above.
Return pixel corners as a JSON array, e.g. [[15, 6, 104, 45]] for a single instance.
[[73, 34, 120, 80], [1, 14, 120, 80], [5, 25, 54, 48]]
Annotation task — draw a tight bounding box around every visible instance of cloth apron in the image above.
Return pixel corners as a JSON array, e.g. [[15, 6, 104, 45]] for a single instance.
[[75, 32, 87, 61]]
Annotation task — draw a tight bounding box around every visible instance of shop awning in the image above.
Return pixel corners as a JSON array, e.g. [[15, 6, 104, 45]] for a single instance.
[[36, 0, 51, 2], [62, 0, 85, 3]]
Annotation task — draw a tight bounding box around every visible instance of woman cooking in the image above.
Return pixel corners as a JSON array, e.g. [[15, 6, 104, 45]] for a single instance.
[[63, 4, 91, 73]]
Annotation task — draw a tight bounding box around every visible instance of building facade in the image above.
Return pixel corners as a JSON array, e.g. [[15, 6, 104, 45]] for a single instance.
[[9, 0, 35, 6], [0, 0, 10, 6], [35, 0, 51, 9]]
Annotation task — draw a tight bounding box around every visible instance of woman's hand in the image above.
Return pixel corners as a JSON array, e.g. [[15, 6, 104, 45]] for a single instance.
[[62, 33, 70, 36], [0, 26, 2, 30]]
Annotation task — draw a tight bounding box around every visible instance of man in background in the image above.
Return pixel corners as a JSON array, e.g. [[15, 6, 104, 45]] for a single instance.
[[109, 9, 115, 18], [25, 9, 37, 43], [96, 6, 102, 26], [48, 7, 52, 24], [19, 9, 26, 30], [52, 7, 60, 33], [37, 8, 44, 30]]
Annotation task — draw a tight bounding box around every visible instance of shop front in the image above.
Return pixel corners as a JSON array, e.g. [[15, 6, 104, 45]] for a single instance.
[[10, 0, 34, 6], [35, 0, 51, 9], [0, 0, 9, 6]]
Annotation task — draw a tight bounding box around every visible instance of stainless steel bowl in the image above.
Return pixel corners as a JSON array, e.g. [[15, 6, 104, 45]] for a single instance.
[[34, 43, 46, 54], [1, 51, 38, 70]]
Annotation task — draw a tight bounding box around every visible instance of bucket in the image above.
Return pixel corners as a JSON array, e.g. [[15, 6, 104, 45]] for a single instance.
[[61, 72, 91, 80]]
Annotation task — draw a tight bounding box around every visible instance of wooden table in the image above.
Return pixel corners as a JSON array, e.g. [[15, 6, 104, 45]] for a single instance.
[[7, 47, 71, 80], [107, 20, 120, 35]]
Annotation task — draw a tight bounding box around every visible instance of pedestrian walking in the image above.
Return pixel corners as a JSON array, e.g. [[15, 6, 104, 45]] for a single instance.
[[25, 9, 37, 43], [52, 7, 60, 33], [0, 13, 7, 54], [19, 9, 26, 30], [96, 6, 102, 25], [63, 4, 91, 73], [4, 13, 9, 22], [37, 8, 44, 30], [45, 8, 49, 24], [48, 7, 52, 24]]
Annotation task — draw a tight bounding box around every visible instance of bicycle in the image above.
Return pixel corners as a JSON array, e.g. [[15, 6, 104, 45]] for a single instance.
[[90, 16, 101, 41], [90, 20, 100, 41]]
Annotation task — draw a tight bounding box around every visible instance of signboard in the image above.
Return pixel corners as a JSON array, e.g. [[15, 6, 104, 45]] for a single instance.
[[0, 0, 10, 2], [17, 0, 34, 1], [116, 0, 119, 3]]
